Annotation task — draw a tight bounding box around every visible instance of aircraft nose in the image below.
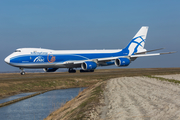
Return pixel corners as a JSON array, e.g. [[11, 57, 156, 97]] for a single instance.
[[4, 57, 10, 64]]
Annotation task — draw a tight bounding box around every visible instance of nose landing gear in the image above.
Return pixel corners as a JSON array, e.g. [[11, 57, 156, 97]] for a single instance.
[[20, 68, 25, 75], [21, 71, 25, 75]]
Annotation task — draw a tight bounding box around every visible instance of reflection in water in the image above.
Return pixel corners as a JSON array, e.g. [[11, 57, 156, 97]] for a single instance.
[[0, 92, 37, 104], [0, 88, 85, 120]]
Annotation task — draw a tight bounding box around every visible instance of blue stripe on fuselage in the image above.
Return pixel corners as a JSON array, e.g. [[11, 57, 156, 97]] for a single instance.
[[9, 51, 125, 66]]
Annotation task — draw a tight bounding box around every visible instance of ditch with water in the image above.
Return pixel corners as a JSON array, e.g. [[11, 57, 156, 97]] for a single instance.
[[0, 87, 85, 120]]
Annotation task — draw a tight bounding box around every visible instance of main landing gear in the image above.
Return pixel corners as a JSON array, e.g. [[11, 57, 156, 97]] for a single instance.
[[80, 69, 94, 72], [68, 68, 76, 73], [20, 68, 25, 75]]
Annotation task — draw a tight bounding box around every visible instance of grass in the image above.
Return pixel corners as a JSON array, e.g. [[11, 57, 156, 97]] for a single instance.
[[1, 68, 180, 98], [44, 81, 105, 120], [70, 82, 105, 120], [146, 75, 180, 84]]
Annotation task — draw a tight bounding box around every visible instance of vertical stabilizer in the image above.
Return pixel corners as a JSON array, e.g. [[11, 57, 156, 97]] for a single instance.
[[123, 26, 149, 55]]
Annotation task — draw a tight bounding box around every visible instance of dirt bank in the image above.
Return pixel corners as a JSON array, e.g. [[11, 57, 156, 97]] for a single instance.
[[101, 76, 180, 120], [155, 74, 180, 81], [44, 73, 180, 120], [44, 81, 105, 120]]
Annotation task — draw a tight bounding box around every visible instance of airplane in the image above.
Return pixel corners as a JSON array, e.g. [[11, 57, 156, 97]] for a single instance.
[[4, 26, 174, 75]]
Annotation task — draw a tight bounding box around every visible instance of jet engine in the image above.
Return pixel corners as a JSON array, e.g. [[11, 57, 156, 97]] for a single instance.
[[43, 68, 58, 72], [81, 61, 97, 70], [115, 58, 131, 67]]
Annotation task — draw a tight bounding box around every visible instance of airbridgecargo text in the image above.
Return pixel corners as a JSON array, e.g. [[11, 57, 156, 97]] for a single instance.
[[31, 52, 48, 55]]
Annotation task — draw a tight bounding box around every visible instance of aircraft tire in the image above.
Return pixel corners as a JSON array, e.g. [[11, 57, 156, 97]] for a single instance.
[[80, 69, 94, 72], [21, 71, 25, 75], [68, 69, 76, 73]]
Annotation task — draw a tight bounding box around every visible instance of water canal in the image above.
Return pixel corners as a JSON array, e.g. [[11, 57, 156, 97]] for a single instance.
[[0, 92, 37, 104], [0, 87, 86, 120]]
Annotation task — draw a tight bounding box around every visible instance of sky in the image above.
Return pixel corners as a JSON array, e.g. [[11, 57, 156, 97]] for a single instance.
[[0, 0, 180, 72]]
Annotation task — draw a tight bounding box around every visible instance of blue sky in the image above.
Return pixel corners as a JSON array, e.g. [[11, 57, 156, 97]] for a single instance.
[[0, 0, 180, 72]]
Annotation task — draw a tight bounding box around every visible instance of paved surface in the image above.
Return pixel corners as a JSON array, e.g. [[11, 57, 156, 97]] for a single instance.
[[101, 76, 180, 120]]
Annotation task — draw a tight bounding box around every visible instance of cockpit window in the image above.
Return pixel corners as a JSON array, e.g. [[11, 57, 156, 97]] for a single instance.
[[15, 50, 21, 52]]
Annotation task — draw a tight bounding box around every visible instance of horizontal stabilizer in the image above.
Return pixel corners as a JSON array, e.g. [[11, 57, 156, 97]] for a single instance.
[[160, 51, 176, 55], [134, 48, 164, 55], [131, 51, 176, 58], [147, 48, 164, 52]]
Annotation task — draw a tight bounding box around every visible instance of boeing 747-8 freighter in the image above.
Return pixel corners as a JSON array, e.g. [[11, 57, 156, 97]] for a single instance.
[[4, 26, 174, 75]]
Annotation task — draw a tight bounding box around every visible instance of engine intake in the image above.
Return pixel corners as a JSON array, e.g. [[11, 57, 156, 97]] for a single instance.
[[81, 61, 97, 70], [115, 58, 130, 67]]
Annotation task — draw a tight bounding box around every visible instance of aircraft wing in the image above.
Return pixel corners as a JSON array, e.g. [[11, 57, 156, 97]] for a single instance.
[[62, 51, 175, 65]]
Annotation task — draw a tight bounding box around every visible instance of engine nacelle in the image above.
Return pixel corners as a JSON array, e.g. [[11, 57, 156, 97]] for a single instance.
[[115, 58, 130, 67], [43, 68, 58, 72], [81, 61, 97, 70]]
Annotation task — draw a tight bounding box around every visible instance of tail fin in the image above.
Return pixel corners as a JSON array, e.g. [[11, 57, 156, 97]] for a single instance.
[[123, 26, 149, 55]]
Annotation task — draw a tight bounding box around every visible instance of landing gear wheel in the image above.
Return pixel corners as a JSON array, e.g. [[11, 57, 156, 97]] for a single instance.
[[80, 69, 94, 72], [68, 68, 76, 73], [21, 71, 25, 75], [20, 68, 25, 75]]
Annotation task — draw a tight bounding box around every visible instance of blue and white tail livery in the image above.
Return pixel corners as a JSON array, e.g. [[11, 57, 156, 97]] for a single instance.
[[4, 26, 175, 75], [123, 26, 148, 55]]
